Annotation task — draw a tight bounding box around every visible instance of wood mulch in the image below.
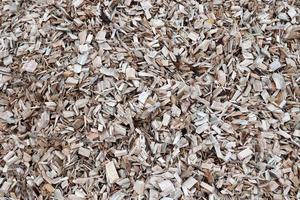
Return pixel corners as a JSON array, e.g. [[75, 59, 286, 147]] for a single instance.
[[0, 0, 299, 199]]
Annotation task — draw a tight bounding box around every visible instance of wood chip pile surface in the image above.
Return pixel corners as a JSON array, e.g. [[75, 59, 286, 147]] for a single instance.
[[0, 0, 300, 199]]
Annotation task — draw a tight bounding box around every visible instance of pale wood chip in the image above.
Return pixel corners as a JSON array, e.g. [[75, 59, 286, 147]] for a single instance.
[[75, 98, 89, 109], [162, 112, 171, 126], [126, 67, 136, 80], [272, 73, 286, 90], [188, 32, 199, 41], [100, 67, 118, 78], [293, 130, 300, 137], [200, 182, 214, 193], [270, 60, 282, 71], [78, 147, 91, 158], [3, 55, 13, 66], [138, 91, 150, 104], [109, 191, 125, 200], [133, 180, 145, 195], [237, 148, 253, 160], [36, 111, 50, 131], [182, 177, 198, 190], [216, 70, 227, 85], [106, 161, 119, 184], [150, 19, 165, 28], [22, 60, 38, 73], [158, 180, 175, 194], [0, 111, 15, 124], [72, 0, 83, 8]]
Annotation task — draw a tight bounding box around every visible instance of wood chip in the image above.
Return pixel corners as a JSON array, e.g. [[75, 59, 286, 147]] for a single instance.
[[270, 60, 282, 71], [182, 177, 198, 190], [126, 67, 136, 80], [200, 182, 214, 193], [237, 148, 253, 160], [272, 73, 286, 90], [133, 180, 145, 195], [73, 0, 83, 8], [106, 161, 119, 184], [22, 60, 38, 73], [150, 19, 165, 28], [138, 91, 150, 104], [78, 147, 91, 158], [158, 180, 175, 194]]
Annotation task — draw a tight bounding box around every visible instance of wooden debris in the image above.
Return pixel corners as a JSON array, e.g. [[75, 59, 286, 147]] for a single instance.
[[72, 0, 83, 8], [105, 161, 119, 184], [159, 180, 175, 194], [272, 73, 286, 90], [43, 184, 55, 194], [22, 60, 38, 73], [78, 147, 91, 158], [133, 180, 145, 195], [200, 182, 214, 193], [182, 177, 198, 190], [0, 0, 299, 199], [285, 25, 300, 39], [237, 148, 253, 160], [270, 60, 282, 71], [125, 67, 136, 80]]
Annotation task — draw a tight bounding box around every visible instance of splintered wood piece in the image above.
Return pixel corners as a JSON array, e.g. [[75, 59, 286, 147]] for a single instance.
[[216, 70, 227, 85], [188, 32, 199, 41], [0, 181, 12, 193], [109, 191, 126, 200], [3, 151, 15, 162], [200, 182, 214, 193], [182, 177, 198, 190], [267, 181, 279, 191], [158, 180, 175, 194], [43, 184, 55, 193], [133, 180, 145, 195], [237, 148, 253, 160], [126, 67, 136, 80], [293, 130, 300, 137], [106, 161, 119, 184], [54, 189, 64, 200], [22, 60, 38, 73], [162, 112, 171, 126], [73, 0, 84, 8], [75, 98, 89, 109], [150, 19, 165, 28], [138, 91, 150, 104], [270, 60, 281, 71], [78, 147, 91, 158], [3, 55, 13, 66], [140, 1, 152, 19], [100, 67, 118, 77], [272, 73, 286, 90]]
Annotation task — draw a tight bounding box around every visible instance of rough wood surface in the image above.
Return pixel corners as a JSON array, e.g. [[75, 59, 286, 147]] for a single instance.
[[0, 0, 299, 199]]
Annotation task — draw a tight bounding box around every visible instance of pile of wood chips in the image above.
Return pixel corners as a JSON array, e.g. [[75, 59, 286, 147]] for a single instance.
[[0, 0, 300, 199]]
